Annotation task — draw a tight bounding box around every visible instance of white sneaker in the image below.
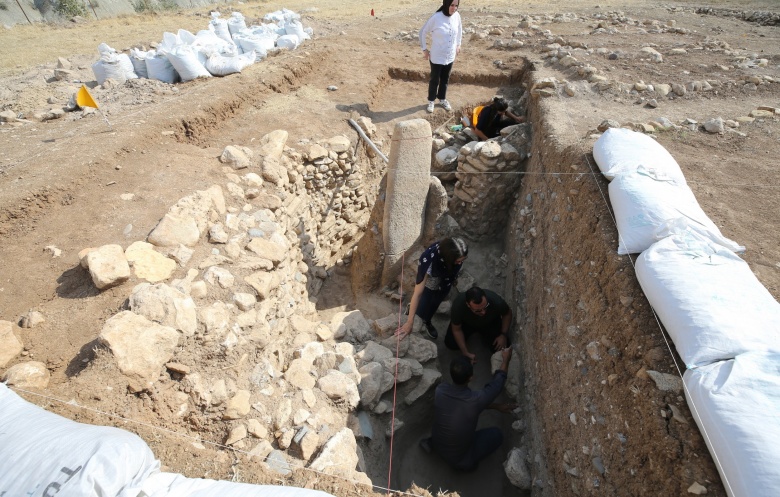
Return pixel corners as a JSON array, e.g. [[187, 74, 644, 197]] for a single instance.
[[440, 99, 452, 111], [426, 101, 435, 113]]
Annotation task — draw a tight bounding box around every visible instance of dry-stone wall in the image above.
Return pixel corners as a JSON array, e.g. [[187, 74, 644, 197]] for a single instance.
[[435, 121, 532, 240]]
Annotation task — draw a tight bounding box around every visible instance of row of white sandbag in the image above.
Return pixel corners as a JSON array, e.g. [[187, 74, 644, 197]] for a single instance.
[[0, 383, 336, 497], [593, 127, 742, 255], [636, 226, 780, 497], [593, 128, 780, 496], [91, 9, 311, 85]]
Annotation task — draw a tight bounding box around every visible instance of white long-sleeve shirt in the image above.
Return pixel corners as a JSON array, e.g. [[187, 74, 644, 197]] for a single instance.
[[419, 11, 462, 65]]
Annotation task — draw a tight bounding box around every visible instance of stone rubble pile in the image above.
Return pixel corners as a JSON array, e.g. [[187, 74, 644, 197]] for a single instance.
[[0, 122, 448, 486]]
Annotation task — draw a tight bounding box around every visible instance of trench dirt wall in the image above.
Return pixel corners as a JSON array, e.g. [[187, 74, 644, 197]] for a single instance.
[[504, 79, 725, 496]]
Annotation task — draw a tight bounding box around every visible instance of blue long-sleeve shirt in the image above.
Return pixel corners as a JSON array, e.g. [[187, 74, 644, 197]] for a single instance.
[[431, 370, 507, 464]]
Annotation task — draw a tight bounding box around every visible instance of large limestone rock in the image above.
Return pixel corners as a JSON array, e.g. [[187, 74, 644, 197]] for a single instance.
[[317, 370, 360, 408], [99, 311, 180, 389], [124, 241, 177, 282], [220, 145, 254, 170], [355, 341, 394, 365], [129, 283, 197, 336], [381, 119, 433, 285], [504, 447, 532, 489], [285, 358, 317, 389], [0, 320, 23, 367], [405, 334, 438, 363], [86, 244, 131, 290], [330, 310, 371, 342], [404, 368, 442, 405], [147, 213, 201, 247], [423, 176, 449, 245], [245, 271, 281, 300], [223, 389, 252, 419], [245, 237, 285, 264], [2, 361, 50, 389], [310, 428, 360, 474], [256, 130, 288, 160], [358, 362, 384, 407]]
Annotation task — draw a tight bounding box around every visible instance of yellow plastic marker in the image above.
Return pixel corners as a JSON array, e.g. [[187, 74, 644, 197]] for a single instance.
[[76, 85, 99, 109], [76, 84, 111, 128]]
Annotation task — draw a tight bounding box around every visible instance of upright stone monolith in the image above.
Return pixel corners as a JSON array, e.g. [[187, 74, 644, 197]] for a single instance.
[[381, 119, 432, 286]]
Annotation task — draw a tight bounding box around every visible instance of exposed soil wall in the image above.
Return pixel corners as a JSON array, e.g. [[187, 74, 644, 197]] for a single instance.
[[504, 72, 725, 496]]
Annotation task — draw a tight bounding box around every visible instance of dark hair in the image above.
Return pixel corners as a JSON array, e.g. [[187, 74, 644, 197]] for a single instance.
[[450, 355, 473, 385], [492, 96, 509, 112], [464, 286, 485, 305], [436, 0, 459, 17], [439, 237, 468, 273]]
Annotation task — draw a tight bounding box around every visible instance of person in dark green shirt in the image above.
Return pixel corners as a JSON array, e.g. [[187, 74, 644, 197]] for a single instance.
[[445, 286, 512, 364]]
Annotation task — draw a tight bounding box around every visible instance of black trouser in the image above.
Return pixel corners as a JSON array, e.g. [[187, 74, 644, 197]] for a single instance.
[[428, 61, 453, 102]]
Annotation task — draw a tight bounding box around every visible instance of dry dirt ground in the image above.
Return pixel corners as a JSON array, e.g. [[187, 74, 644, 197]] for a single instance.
[[1, 0, 779, 496]]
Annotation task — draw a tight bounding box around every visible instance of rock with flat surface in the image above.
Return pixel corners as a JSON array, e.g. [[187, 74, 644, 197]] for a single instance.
[[86, 244, 131, 290], [2, 361, 50, 389], [129, 283, 197, 336], [125, 241, 177, 283]]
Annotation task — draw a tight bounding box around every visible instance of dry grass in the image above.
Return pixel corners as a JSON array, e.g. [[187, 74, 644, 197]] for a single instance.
[[0, 0, 776, 76]]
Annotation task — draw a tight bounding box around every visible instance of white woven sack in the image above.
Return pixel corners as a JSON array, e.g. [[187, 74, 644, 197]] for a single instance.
[[116, 53, 139, 80], [205, 51, 255, 76], [165, 45, 211, 82], [233, 34, 270, 60], [635, 227, 780, 368], [593, 127, 686, 182], [264, 8, 299, 23], [0, 383, 159, 497], [92, 54, 130, 84], [193, 29, 232, 53], [177, 29, 196, 45], [285, 19, 310, 41], [210, 17, 233, 45], [684, 352, 780, 497], [227, 12, 247, 36], [129, 48, 153, 78], [138, 472, 337, 497], [276, 34, 300, 50], [609, 166, 741, 254], [146, 54, 178, 84], [91, 60, 107, 85]]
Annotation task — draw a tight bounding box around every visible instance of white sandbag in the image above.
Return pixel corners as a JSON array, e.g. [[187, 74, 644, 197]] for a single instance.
[[92, 54, 132, 84], [116, 53, 138, 80], [130, 48, 154, 79], [177, 29, 196, 45], [609, 166, 741, 254], [232, 33, 271, 60], [285, 19, 310, 41], [276, 34, 300, 50], [264, 8, 299, 23], [210, 15, 233, 45], [97, 42, 116, 56], [165, 45, 211, 82], [0, 383, 159, 497], [593, 127, 686, 182], [158, 31, 181, 54], [146, 54, 178, 84], [91, 60, 107, 85], [227, 12, 247, 36], [205, 51, 255, 76], [684, 352, 780, 497], [193, 29, 237, 56], [138, 472, 337, 497], [635, 227, 780, 368]]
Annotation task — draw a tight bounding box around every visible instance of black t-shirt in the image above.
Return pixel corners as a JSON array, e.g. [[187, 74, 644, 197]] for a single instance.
[[451, 289, 510, 331], [475, 105, 502, 138]]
